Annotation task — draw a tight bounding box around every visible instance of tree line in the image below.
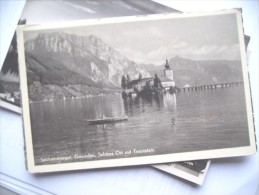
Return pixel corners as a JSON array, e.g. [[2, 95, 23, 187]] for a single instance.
[[121, 73, 162, 90]]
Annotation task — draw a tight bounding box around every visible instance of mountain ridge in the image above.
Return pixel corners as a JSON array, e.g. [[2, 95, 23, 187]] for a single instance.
[[25, 32, 150, 87], [144, 56, 243, 88], [24, 32, 243, 100]]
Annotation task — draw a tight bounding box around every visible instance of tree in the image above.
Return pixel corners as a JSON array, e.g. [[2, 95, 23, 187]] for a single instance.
[[141, 81, 152, 97], [126, 75, 131, 83], [154, 73, 161, 89], [126, 74, 131, 88], [121, 75, 126, 89], [138, 73, 142, 82], [0, 82, 5, 93]]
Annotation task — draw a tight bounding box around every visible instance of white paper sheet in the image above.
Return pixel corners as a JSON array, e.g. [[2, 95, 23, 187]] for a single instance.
[[0, 0, 26, 70]]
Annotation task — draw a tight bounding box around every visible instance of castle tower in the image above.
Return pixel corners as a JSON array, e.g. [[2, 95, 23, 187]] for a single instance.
[[164, 59, 174, 81]]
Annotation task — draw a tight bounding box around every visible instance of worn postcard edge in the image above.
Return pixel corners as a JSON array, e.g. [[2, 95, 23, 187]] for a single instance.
[[0, 99, 21, 114], [152, 160, 211, 185]]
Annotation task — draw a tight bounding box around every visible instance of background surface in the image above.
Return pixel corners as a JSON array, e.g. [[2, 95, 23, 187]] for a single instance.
[[0, 0, 258, 194]]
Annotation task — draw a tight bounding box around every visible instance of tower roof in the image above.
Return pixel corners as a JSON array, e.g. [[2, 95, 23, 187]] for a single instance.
[[165, 59, 170, 69]]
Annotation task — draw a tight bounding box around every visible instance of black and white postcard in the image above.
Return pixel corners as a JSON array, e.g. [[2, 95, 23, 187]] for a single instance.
[[1, 0, 212, 183], [17, 9, 256, 173], [153, 160, 211, 185], [0, 0, 177, 114]]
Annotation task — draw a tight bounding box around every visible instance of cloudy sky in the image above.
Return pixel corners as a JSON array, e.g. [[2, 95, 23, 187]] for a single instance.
[[25, 12, 241, 65]]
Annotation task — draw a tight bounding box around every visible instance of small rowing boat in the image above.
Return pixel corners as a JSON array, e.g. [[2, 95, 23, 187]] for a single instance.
[[86, 115, 128, 125]]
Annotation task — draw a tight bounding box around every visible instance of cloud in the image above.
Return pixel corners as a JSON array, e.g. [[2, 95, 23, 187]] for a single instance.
[[116, 40, 241, 65], [137, 41, 189, 64], [179, 43, 241, 61]]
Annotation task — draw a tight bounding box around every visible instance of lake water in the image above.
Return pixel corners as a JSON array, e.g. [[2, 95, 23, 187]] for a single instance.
[[30, 86, 250, 165]]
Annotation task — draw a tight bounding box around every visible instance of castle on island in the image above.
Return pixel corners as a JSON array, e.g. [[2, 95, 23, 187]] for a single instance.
[[122, 59, 176, 98], [160, 59, 175, 89]]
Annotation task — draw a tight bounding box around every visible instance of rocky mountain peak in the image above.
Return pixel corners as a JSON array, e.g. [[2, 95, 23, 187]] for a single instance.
[[25, 32, 150, 87]]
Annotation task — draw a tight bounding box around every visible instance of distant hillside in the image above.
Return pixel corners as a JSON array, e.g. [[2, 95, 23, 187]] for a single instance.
[[26, 52, 97, 87], [25, 32, 150, 88], [24, 32, 151, 101], [144, 56, 243, 88]]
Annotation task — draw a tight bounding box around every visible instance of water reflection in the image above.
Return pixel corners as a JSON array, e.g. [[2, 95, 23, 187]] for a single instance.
[[30, 87, 249, 165], [122, 93, 178, 135], [123, 93, 177, 115]]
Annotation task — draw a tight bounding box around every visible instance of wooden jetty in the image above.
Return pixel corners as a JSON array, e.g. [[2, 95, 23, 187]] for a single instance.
[[179, 82, 243, 92]]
